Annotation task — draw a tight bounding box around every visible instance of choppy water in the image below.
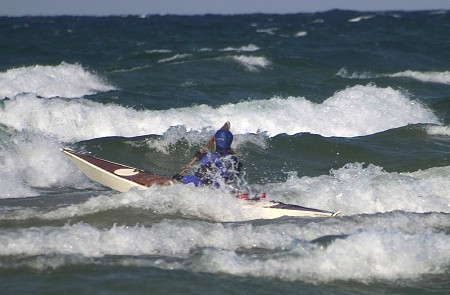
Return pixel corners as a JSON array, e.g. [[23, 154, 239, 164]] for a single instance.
[[1, 10, 450, 294]]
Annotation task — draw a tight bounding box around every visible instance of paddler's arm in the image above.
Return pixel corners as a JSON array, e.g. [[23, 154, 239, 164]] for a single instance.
[[193, 150, 206, 160], [172, 150, 206, 181]]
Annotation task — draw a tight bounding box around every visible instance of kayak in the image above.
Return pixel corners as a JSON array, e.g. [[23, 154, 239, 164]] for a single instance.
[[62, 148, 341, 218]]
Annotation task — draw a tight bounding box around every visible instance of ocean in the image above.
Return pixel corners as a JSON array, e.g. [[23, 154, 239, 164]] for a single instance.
[[1, 10, 450, 294]]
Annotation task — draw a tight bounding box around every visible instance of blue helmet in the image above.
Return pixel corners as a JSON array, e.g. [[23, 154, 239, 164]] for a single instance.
[[214, 129, 233, 150]]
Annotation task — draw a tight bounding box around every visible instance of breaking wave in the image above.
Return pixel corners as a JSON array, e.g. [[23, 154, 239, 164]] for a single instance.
[[0, 62, 116, 99]]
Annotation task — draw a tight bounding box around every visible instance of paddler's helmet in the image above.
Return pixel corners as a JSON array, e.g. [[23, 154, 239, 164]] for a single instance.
[[214, 129, 233, 150]]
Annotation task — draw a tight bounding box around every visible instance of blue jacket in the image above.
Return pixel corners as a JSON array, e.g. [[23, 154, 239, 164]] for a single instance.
[[181, 151, 242, 187]]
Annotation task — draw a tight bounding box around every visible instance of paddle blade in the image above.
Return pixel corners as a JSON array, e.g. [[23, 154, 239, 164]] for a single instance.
[[221, 121, 230, 131]]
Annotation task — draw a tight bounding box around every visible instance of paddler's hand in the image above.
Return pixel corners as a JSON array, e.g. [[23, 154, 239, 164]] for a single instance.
[[193, 151, 204, 160], [172, 174, 182, 181]]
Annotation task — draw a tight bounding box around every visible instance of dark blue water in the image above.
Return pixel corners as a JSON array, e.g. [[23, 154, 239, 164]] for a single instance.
[[1, 10, 450, 294]]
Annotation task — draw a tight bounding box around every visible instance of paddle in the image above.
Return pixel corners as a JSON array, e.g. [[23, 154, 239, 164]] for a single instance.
[[173, 121, 230, 180]]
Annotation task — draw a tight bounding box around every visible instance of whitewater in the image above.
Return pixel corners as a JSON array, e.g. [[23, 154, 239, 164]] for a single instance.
[[0, 63, 441, 141], [1, 11, 450, 295]]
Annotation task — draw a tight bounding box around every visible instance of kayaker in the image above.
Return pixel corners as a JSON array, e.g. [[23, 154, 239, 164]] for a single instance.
[[173, 128, 242, 188]]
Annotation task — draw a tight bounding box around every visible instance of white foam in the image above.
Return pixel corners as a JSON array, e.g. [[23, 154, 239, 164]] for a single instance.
[[1, 157, 449, 281], [0, 184, 279, 222], [256, 28, 278, 35], [145, 49, 172, 54], [198, 230, 450, 282], [337, 68, 450, 85], [336, 67, 375, 79], [0, 221, 283, 257], [0, 93, 164, 142], [157, 54, 191, 63], [427, 125, 450, 136], [0, 62, 116, 99], [295, 31, 308, 37], [220, 44, 260, 52], [1, 212, 449, 282], [225, 84, 438, 137], [310, 18, 324, 24], [0, 132, 95, 199], [230, 55, 270, 72], [348, 15, 376, 23], [388, 70, 450, 85], [430, 10, 448, 15], [0, 84, 440, 142], [272, 163, 450, 216], [1, 161, 449, 219]]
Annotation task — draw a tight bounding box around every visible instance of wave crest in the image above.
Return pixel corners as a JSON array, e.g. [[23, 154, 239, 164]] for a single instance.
[[0, 62, 116, 99]]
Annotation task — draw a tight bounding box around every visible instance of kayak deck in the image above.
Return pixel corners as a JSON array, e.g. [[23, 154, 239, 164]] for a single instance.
[[62, 148, 172, 192]]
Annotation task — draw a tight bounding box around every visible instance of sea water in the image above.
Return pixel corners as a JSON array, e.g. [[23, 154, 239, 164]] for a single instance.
[[0, 11, 450, 294]]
